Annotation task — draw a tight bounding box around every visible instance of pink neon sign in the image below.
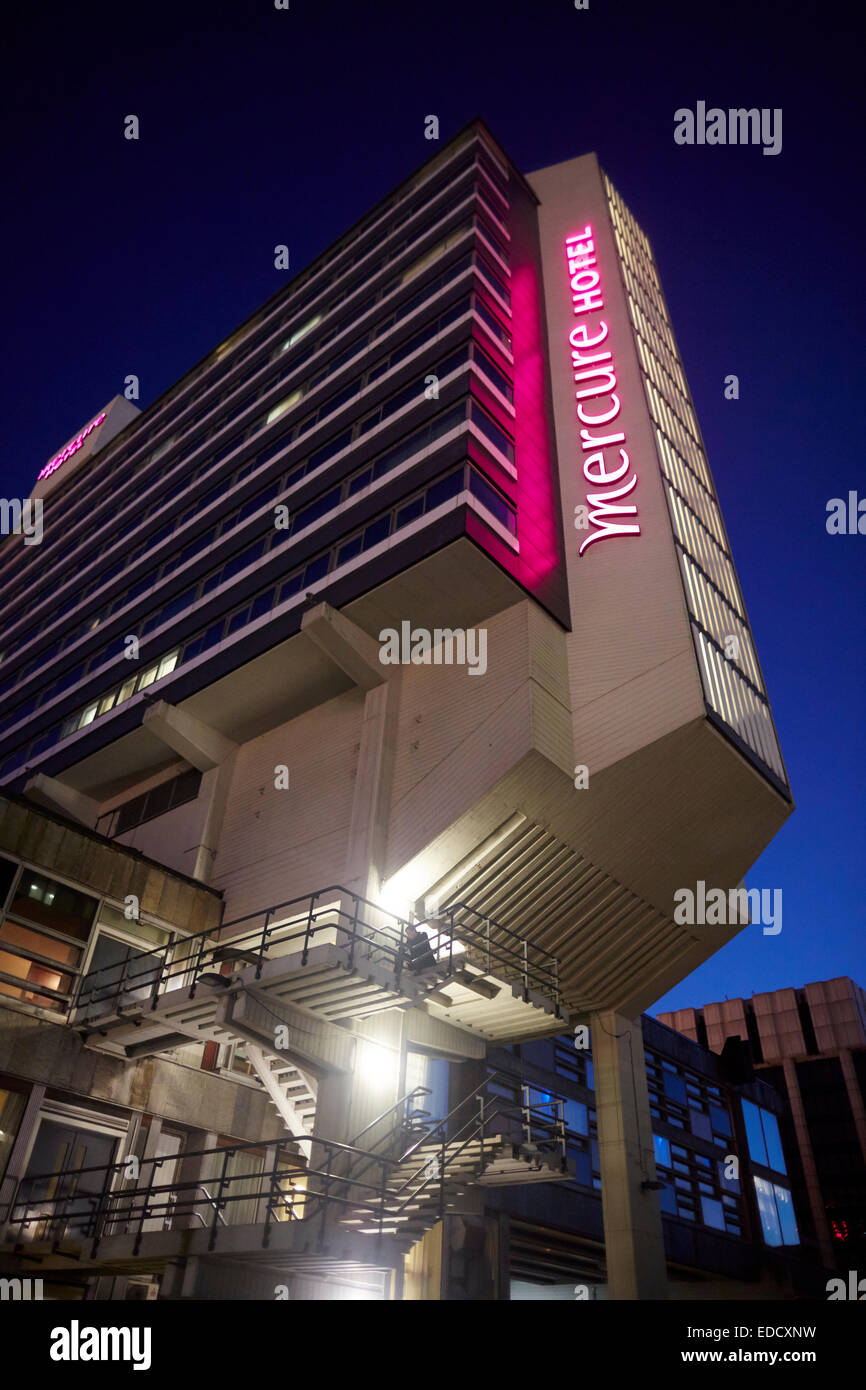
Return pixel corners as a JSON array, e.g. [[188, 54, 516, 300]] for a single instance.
[[37, 411, 106, 482], [563, 226, 640, 555]]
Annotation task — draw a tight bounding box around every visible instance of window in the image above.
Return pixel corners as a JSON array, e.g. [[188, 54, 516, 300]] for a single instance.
[[742, 1100, 787, 1174], [112, 769, 202, 836], [753, 1177, 799, 1246], [653, 1134, 671, 1169], [8, 871, 97, 942], [468, 470, 516, 534], [425, 470, 464, 512], [281, 314, 322, 352], [265, 389, 303, 427], [470, 400, 515, 463]]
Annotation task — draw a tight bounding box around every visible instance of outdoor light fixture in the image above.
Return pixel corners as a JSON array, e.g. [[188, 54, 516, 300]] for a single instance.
[[356, 1038, 400, 1087]]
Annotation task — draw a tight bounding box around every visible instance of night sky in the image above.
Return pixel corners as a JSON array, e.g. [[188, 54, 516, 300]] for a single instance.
[[3, 0, 863, 1014]]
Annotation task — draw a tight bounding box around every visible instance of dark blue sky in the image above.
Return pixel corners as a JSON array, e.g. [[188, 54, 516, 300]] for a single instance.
[[3, 0, 863, 1012]]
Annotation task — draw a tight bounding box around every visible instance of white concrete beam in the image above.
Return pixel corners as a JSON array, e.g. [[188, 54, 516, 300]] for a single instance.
[[23, 774, 99, 828], [142, 700, 237, 771], [301, 602, 385, 691]]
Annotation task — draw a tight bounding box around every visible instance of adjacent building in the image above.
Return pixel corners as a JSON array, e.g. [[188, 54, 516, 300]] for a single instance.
[[659, 977, 866, 1276], [0, 118, 798, 1299]]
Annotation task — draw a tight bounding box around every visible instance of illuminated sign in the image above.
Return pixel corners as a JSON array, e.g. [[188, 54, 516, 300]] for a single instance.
[[37, 411, 106, 482], [564, 226, 640, 555]]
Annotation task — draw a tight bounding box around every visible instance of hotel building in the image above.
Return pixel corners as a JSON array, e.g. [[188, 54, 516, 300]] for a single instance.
[[0, 118, 797, 1300]]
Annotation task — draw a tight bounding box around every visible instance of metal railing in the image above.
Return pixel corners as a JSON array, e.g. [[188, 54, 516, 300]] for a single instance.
[[71, 885, 562, 1024], [0, 1132, 408, 1259], [0, 1078, 570, 1262]]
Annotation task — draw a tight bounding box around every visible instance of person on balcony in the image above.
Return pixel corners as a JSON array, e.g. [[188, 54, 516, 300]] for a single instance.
[[404, 923, 438, 975]]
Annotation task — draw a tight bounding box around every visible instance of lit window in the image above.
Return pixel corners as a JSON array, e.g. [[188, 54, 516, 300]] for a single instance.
[[79, 703, 99, 727], [266, 389, 303, 427], [282, 314, 322, 352], [156, 651, 179, 680], [136, 665, 159, 690], [653, 1134, 671, 1169], [753, 1177, 799, 1246]]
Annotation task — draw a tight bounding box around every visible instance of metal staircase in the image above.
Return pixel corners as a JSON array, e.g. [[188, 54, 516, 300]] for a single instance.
[[244, 1045, 316, 1159], [304, 1072, 574, 1248], [70, 887, 565, 1069]]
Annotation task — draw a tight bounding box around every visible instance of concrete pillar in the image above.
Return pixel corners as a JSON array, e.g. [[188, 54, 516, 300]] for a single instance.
[[192, 751, 238, 883], [590, 1010, 668, 1299], [782, 1057, 836, 1267], [838, 1048, 866, 1169]]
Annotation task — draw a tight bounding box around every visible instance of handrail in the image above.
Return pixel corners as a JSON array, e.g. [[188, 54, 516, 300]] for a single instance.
[[350, 1085, 431, 1149], [72, 884, 563, 1022]]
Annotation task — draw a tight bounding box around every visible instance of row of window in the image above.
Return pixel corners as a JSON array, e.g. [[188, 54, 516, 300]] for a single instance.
[[2, 247, 513, 697], [653, 1134, 744, 1235], [0, 458, 514, 774], [3, 150, 510, 613], [97, 768, 202, 838], [607, 181, 788, 788], [693, 625, 787, 780], [0, 378, 516, 744]]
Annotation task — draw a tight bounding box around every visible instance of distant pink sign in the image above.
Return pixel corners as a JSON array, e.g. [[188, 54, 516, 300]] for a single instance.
[[37, 412, 106, 482]]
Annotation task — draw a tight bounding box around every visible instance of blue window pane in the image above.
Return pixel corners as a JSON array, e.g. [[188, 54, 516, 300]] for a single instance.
[[742, 1100, 768, 1167], [563, 1100, 587, 1136], [280, 573, 304, 601], [690, 1109, 712, 1142], [701, 1197, 726, 1231], [717, 1159, 740, 1194], [348, 470, 371, 496], [304, 555, 329, 584], [753, 1176, 782, 1246], [257, 436, 291, 469], [653, 1134, 671, 1169], [309, 431, 351, 470], [658, 1183, 677, 1215], [762, 1110, 787, 1175], [249, 589, 275, 622], [709, 1105, 732, 1138], [425, 470, 463, 512], [294, 487, 341, 532], [396, 497, 425, 529], [586, 1060, 594, 1091], [363, 516, 391, 550], [200, 621, 225, 652], [571, 1151, 592, 1188], [773, 1184, 799, 1245], [663, 1071, 687, 1105], [468, 470, 516, 533], [226, 608, 249, 635], [337, 536, 364, 566], [222, 541, 264, 581]]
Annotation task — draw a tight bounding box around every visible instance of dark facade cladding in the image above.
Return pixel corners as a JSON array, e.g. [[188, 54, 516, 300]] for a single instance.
[[453, 1017, 822, 1298], [661, 981, 866, 1274], [0, 123, 568, 787]]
